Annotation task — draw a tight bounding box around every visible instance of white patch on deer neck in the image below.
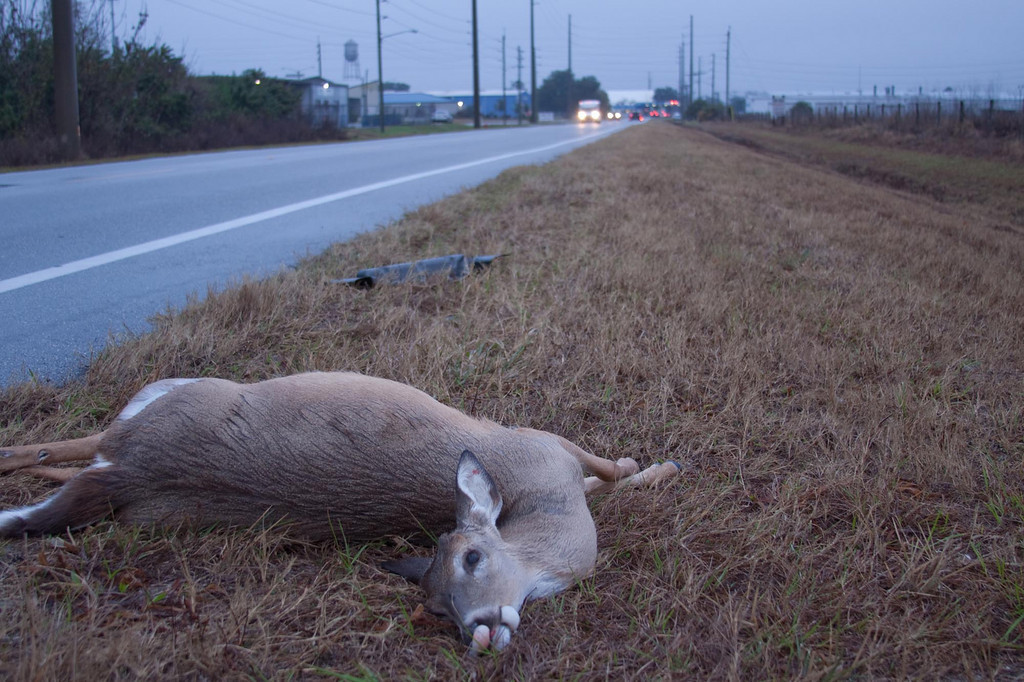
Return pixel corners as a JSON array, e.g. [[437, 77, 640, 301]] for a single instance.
[[117, 378, 203, 421], [524, 571, 574, 601]]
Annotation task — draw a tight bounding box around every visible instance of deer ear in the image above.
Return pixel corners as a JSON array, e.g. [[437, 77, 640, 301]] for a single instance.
[[455, 450, 502, 528], [381, 556, 435, 584]]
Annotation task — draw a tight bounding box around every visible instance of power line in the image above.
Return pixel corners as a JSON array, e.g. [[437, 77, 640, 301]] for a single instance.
[[209, 0, 355, 35], [399, 0, 465, 25], [387, 1, 468, 36], [162, 0, 309, 42], [292, 0, 374, 17]]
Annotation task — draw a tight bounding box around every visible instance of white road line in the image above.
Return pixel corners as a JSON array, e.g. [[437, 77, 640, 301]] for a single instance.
[[0, 131, 610, 295]]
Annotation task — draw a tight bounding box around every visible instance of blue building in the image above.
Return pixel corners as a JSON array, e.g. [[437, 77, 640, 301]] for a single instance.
[[380, 92, 456, 125], [433, 90, 532, 119]]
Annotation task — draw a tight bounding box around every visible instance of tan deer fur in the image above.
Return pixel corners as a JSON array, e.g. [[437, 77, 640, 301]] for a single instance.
[[0, 372, 679, 651]]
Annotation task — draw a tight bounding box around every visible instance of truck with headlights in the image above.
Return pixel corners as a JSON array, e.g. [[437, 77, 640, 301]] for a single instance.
[[576, 99, 602, 123]]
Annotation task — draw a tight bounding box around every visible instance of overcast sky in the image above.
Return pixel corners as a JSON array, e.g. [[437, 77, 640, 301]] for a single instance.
[[113, 0, 1024, 100]]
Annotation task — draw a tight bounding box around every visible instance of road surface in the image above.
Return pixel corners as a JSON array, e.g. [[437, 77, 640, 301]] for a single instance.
[[0, 123, 628, 386]]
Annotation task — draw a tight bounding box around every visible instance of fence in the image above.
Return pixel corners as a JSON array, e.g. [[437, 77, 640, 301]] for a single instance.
[[776, 98, 1024, 137]]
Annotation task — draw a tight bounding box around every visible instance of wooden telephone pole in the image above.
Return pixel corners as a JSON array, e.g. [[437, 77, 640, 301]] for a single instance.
[[52, 0, 81, 160]]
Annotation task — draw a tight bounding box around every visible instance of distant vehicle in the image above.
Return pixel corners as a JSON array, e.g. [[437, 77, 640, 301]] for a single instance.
[[628, 111, 644, 121], [431, 109, 453, 123], [576, 99, 602, 123]]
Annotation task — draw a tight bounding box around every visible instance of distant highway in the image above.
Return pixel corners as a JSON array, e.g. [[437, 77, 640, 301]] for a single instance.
[[0, 122, 629, 386]]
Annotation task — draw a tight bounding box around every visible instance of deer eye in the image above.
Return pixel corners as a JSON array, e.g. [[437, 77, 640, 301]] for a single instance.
[[464, 549, 481, 569]]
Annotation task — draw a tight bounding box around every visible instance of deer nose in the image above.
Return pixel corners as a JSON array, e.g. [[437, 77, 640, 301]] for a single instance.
[[469, 609, 502, 636]]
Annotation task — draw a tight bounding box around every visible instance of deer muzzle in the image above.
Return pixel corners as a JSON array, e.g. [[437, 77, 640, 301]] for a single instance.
[[469, 605, 521, 653]]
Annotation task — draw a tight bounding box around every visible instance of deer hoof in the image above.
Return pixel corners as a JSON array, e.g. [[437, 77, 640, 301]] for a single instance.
[[470, 624, 491, 652], [491, 624, 512, 651], [616, 457, 640, 477], [500, 605, 520, 632]]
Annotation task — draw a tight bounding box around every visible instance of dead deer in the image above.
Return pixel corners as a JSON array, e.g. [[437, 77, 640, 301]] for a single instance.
[[0, 372, 679, 652]]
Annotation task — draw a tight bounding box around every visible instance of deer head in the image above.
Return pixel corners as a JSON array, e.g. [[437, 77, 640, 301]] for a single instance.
[[384, 450, 533, 652]]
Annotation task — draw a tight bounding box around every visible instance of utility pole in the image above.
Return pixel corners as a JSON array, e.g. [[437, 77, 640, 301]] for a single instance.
[[678, 39, 685, 105], [688, 15, 694, 107], [567, 14, 572, 118], [109, 0, 117, 53], [530, 0, 537, 123], [472, 0, 480, 128], [52, 0, 81, 160], [517, 45, 524, 125], [711, 53, 716, 102], [317, 37, 323, 79], [698, 57, 702, 99], [502, 33, 507, 125], [725, 27, 731, 110], [375, 0, 384, 132]]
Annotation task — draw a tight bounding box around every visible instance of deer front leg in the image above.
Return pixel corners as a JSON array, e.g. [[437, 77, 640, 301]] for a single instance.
[[553, 435, 641, 481], [0, 433, 105, 474], [584, 461, 681, 494]]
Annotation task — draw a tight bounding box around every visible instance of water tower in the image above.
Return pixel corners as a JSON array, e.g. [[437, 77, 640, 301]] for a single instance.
[[343, 40, 360, 82]]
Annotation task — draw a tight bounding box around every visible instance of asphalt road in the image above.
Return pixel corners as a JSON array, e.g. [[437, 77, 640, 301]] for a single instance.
[[1, 122, 628, 386]]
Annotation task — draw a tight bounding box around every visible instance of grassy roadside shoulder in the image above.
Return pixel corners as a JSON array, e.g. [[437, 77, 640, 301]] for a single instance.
[[1, 121, 1023, 679], [697, 121, 1024, 227]]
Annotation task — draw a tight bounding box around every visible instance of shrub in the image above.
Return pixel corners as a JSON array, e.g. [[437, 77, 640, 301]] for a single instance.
[[686, 98, 726, 121]]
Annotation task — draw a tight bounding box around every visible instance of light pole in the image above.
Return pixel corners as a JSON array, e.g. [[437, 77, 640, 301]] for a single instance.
[[375, 0, 416, 133], [472, 0, 480, 129]]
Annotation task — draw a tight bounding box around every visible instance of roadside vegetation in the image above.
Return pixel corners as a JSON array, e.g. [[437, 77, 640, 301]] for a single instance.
[[1, 121, 1023, 678], [0, 1, 348, 167]]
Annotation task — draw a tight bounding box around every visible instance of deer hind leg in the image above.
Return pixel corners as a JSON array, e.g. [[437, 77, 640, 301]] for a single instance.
[[0, 432, 105, 476], [554, 435, 681, 495], [0, 460, 120, 537], [20, 466, 85, 483]]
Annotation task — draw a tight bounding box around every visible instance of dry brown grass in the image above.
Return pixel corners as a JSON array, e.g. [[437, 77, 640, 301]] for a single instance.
[[2, 121, 1023, 679]]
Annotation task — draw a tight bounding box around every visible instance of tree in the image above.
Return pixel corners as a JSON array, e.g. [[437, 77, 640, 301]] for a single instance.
[[685, 98, 725, 121], [537, 70, 608, 116], [790, 100, 814, 124], [227, 70, 299, 119], [0, 1, 337, 165], [382, 81, 410, 92], [653, 87, 678, 105]]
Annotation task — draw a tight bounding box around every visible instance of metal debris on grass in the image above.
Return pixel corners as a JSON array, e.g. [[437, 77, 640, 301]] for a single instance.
[[334, 254, 504, 289]]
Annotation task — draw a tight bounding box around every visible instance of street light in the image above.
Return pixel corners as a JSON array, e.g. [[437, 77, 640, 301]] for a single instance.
[[376, 0, 417, 133]]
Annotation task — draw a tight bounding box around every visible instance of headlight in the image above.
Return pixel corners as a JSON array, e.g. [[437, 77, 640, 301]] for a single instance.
[[577, 111, 586, 121]]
